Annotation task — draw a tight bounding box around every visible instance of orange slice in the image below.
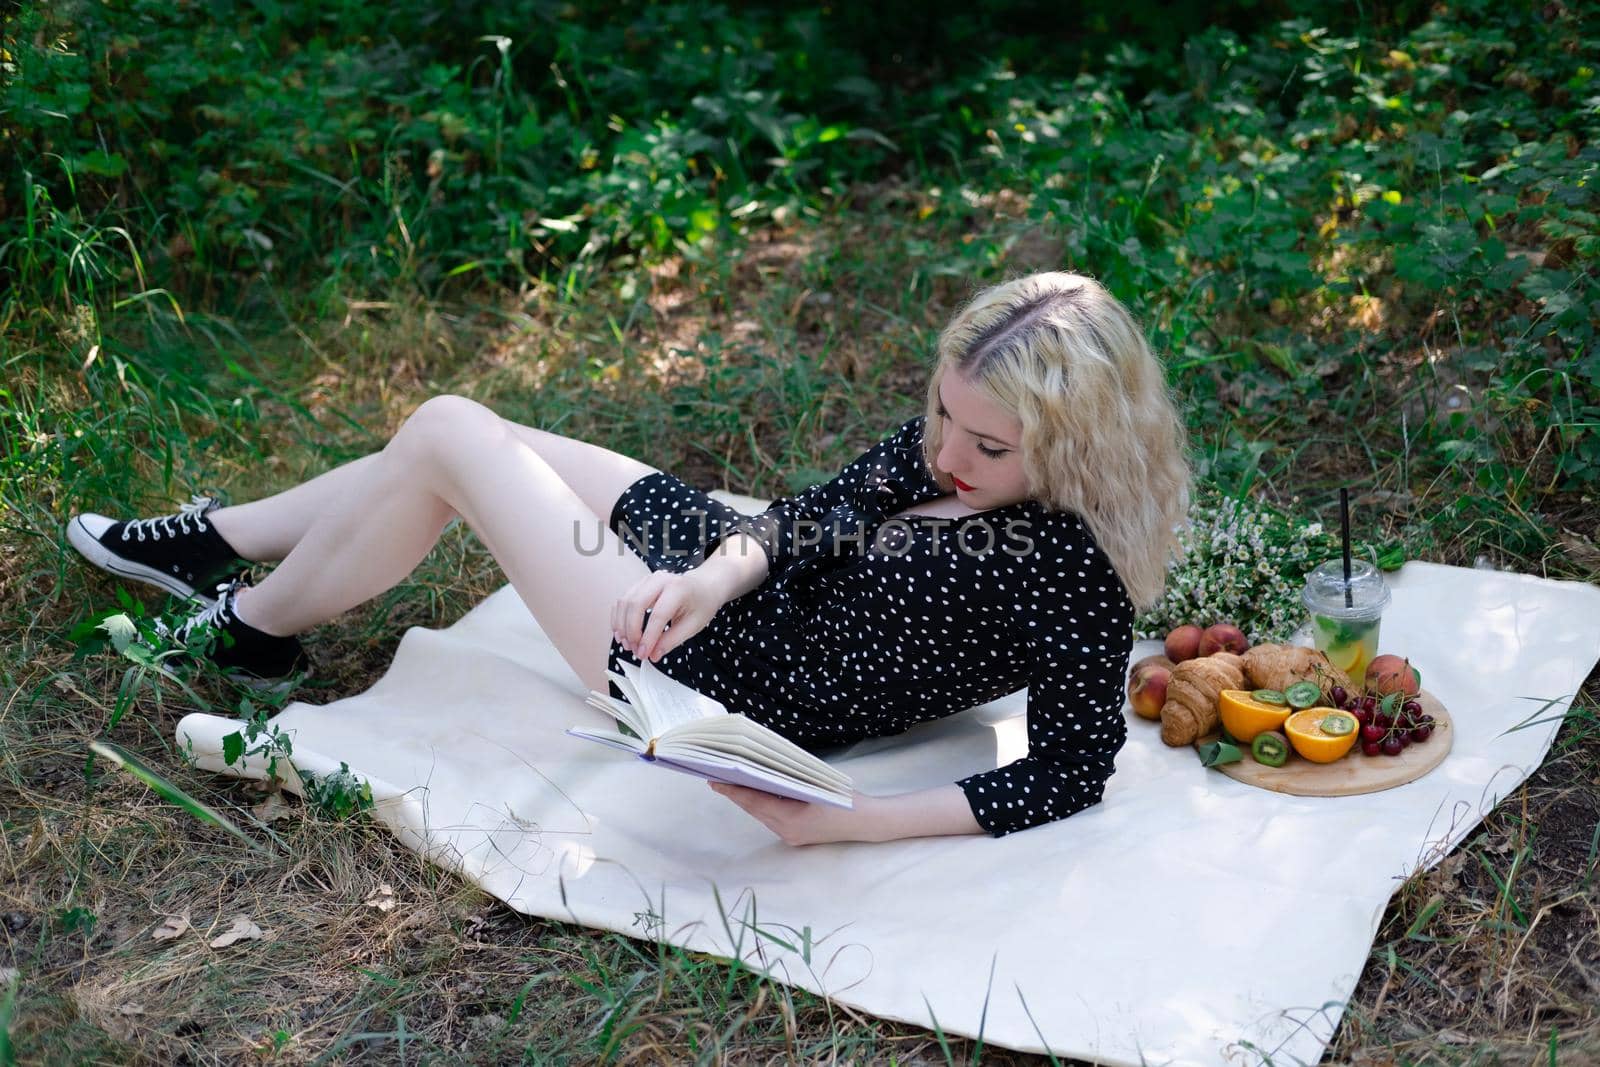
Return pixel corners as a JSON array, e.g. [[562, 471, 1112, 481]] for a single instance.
[[1284, 708, 1360, 764], [1218, 689, 1293, 743]]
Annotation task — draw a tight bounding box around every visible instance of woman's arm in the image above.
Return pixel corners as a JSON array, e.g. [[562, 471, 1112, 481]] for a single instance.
[[638, 419, 933, 659], [858, 784, 984, 840], [620, 530, 773, 661], [695, 529, 772, 603], [709, 782, 983, 845], [955, 525, 1136, 837]]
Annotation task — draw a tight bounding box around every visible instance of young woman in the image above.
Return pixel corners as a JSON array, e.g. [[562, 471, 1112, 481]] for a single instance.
[[67, 271, 1190, 845]]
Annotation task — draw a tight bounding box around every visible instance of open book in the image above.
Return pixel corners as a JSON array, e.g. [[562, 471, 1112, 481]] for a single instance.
[[567, 659, 853, 808]]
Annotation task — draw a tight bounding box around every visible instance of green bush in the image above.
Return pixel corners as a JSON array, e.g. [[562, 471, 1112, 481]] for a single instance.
[[1, 0, 1422, 303], [2, 0, 1595, 508]]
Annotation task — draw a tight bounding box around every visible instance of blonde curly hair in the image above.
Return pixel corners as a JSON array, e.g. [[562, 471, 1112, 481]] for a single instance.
[[921, 271, 1191, 608]]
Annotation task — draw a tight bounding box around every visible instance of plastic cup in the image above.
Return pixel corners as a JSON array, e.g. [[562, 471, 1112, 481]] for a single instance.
[[1302, 559, 1391, 683]]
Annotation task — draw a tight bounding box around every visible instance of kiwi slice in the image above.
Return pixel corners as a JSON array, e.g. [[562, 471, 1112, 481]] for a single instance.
[[1285, 681, 1322, 709], [1251, 731, 1290, 768], [1252, 689, 1287, 705], [1319, 711, 1356, 737]]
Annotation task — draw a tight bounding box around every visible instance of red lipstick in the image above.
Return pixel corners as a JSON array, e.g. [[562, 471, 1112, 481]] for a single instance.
[[952, 476, 976, 492]]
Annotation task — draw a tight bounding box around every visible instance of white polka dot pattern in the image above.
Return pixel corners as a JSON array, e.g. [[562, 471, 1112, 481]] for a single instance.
[[605, 416, 1134, 837]]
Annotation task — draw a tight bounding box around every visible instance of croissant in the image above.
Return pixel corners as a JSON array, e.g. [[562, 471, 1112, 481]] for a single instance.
[[1159, 652, 1245, 746], [1242, 644, 1352, 695]]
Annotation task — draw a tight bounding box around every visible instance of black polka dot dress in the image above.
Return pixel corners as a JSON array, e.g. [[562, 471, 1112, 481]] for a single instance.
[[605, 416, 1134, 837]]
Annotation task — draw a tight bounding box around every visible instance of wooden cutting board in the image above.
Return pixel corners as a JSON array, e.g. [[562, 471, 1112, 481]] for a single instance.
[[1195, 690, 1453, 797]]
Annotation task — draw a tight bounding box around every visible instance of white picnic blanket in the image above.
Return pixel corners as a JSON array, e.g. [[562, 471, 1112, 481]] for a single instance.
[[176, 491, 1600, 1066]]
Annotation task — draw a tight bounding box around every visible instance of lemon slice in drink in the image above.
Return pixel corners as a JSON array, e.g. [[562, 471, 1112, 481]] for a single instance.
[[1323, 640, 1363, 673]]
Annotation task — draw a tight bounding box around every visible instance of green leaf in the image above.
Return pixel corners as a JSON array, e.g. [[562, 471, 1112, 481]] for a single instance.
[[88, 741, 275, 855], [75, 150, 128, 177], [300, 761, 374, 820], [98, 613, 137, 654], [1197, 740, 1243, 767], [0, 967, 16, 1066], [222, 731, 245, 766], [1374, 543, 1408, 570], [120, 644, 157, 667]]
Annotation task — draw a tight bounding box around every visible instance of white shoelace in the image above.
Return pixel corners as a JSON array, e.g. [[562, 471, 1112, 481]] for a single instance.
[[164, 578, 241, 643], [121, 494, 215, 542]]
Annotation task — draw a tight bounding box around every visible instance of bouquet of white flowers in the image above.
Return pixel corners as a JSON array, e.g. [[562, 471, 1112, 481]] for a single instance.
[[1136, 487, 1341, 645]]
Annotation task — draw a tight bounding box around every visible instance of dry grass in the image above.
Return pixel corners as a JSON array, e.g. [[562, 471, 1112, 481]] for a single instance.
[[4, 186, 1599, 1064]]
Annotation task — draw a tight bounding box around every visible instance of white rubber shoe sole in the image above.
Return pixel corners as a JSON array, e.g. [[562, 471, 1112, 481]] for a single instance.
[[66, 513, 218, 604]]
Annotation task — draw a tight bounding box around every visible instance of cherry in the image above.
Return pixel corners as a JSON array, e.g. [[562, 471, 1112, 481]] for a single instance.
[[1410, 726, 1432, 742], [1381, 736, 1404, 757], [1330, 686, 1349, 706], [1354, 709, 1373, 727], [1402, 700, 1422, 717], [1362, 741, 1382, 756], [1374, 713, 1393, 731], [1361, 696, 1378, 713], [1361, 723, 1385, 744]]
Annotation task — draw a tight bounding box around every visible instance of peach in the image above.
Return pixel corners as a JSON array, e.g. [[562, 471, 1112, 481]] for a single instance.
[[1365, 654, 1421, 697], [1129, 653, 1175, 687], [1199, 622, 1250, 656], [1129, 666, 1171, 721], [1164, 625, 1204, 663]]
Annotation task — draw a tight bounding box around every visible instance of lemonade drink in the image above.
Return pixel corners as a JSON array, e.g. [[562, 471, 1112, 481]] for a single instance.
[[1311, 615, 1381, 679], [1302, 559, 1390, 682]]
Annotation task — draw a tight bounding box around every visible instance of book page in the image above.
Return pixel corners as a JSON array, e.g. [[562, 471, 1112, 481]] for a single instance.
[[616, 659, 729, 737], [666, 717, 853, 791], [584, 692, 648, 741], [663, 737, 834, 791], [661, 724, 851, 792], [647, 750, 854, 808]]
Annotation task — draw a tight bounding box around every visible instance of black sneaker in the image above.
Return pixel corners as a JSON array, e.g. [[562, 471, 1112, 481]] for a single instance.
[[155, 574, 312, 692], [67, 495, 245, 603]]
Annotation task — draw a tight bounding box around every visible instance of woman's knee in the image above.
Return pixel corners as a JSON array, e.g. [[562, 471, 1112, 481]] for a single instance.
[[389, 394, 507, 462]]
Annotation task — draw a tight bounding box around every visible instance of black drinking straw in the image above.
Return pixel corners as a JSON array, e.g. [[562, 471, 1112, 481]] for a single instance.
[[1339, 488, 1354, 608]]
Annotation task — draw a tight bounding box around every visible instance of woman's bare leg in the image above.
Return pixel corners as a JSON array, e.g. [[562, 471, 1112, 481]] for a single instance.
[[208, 455, 383, 563], [209, 421, 657, 565], [224, 395, 662, 692]]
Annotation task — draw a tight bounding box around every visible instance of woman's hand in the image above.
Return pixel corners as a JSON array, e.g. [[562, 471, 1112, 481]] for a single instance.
[[708, 783, 879, 846], [611, 567, 732, 662]]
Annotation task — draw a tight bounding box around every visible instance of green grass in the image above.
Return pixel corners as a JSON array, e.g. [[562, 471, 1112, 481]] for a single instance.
[[3, 0, 1599, 1062]]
